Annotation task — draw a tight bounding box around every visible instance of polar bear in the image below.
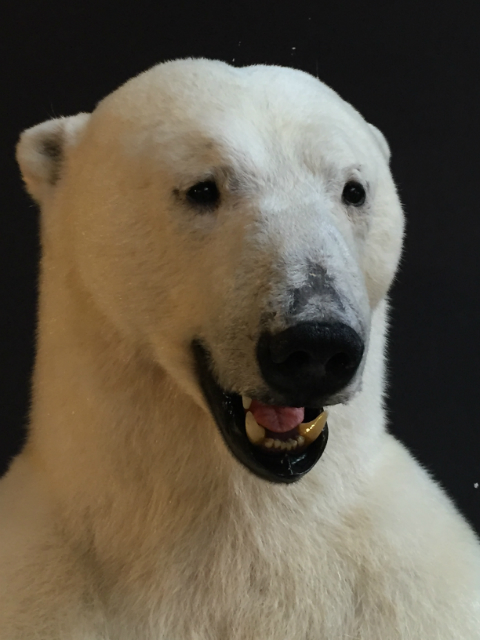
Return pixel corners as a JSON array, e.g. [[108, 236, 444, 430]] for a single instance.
[[1, 58, 479, 639]]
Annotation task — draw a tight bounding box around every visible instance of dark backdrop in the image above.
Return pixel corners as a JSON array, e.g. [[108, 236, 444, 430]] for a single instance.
[[1, 1, 479, 533]]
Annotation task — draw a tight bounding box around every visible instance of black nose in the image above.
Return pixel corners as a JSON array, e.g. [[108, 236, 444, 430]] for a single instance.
[[256, 322, 364, 405]]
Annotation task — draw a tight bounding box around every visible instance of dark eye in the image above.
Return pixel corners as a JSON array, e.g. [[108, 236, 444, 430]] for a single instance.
[[186, 180, 220, 208], [342, 181, 366, 207]]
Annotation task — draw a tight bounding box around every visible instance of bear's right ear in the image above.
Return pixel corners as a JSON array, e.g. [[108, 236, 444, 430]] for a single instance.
[[16, 113, 90, 205]]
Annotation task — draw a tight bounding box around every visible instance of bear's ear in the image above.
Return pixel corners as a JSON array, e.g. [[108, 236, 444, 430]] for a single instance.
[[368, 123, 390, 162], [16, 113, 90, 205]]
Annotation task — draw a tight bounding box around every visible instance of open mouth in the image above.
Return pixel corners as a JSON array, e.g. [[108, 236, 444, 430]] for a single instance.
[[192, 341, 329, 483]]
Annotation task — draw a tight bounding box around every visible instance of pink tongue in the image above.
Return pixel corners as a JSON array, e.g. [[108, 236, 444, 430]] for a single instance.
[[249, 400, 305, 433]]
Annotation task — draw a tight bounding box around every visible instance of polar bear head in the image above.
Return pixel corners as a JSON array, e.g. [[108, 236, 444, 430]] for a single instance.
[[17, 59, 404, 483]]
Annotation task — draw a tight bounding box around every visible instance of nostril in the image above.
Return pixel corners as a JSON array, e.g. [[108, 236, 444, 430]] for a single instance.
[[325, 352, 353, 376], [282, 351, 310, 370]]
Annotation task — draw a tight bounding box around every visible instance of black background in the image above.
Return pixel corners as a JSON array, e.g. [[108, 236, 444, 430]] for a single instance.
[[1, 1, 479, 533]]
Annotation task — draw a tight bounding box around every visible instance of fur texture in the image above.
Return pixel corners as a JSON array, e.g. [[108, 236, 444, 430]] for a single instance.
[[1, 58, 479, 639]]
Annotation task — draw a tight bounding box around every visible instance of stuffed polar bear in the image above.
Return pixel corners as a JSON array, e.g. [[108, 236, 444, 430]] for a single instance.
[[1, 58, 479, 639]]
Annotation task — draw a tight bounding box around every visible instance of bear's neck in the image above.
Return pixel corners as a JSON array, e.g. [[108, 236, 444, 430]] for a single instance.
[[24, 257, 388, 564]]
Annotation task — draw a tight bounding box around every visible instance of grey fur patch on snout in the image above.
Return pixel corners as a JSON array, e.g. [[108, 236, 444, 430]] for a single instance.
[[287, 262, 347, 321]]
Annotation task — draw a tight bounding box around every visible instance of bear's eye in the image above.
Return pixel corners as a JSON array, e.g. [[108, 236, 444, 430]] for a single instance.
[[186, 180, 220, 208], [342, 181, 366, 207]]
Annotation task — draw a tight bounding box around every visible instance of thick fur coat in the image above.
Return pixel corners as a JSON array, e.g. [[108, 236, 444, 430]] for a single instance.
[[1, 59, 479, 639]]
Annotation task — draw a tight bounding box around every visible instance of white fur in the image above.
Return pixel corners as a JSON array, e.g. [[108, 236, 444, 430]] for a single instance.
[[1, 58, 479, 639]]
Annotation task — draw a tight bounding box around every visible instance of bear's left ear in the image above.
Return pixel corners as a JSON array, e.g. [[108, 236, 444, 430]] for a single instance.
[[368, 123, 390, 162], [16, 113, 90, 205]]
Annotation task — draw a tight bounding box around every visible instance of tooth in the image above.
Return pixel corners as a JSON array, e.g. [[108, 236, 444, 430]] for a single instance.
[[273, 439, 282, 449], [288, 439, 297, 450], [245, 411, 265, 444], [298, 411, 328, 444], [285, 443, 292, 451], [297, 435, 305, 447], [264, 438, 274, 448], [242, 396, 252, 410]]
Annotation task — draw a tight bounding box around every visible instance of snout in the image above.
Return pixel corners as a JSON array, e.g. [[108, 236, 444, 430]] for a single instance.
[[256, 321, 364, 406]]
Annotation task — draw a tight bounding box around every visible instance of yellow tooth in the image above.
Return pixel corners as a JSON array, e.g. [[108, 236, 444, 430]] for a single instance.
[[264, 438, 274, 448], [297, 435, 305, 447], [245, 411, 265, 444], [288, 439, 298, 450], [242, 396, 252, 410], [273, 439, 282, 449], [298, 411, 328, 444]]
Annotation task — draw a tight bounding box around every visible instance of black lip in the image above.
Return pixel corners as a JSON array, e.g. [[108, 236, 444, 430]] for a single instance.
[[192, 341, 329, 484]]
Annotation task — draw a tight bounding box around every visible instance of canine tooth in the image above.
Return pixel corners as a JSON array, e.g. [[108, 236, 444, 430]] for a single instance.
[[264, 438, 274, 448], [297, 435, 305, 447], [288, 439, 297, 450], [298, 411, 328, 444], [285, 443, 292, 451], [242, 396, 252, 410], [273, 439, 282, 449], [245, 411, 265, 444]]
